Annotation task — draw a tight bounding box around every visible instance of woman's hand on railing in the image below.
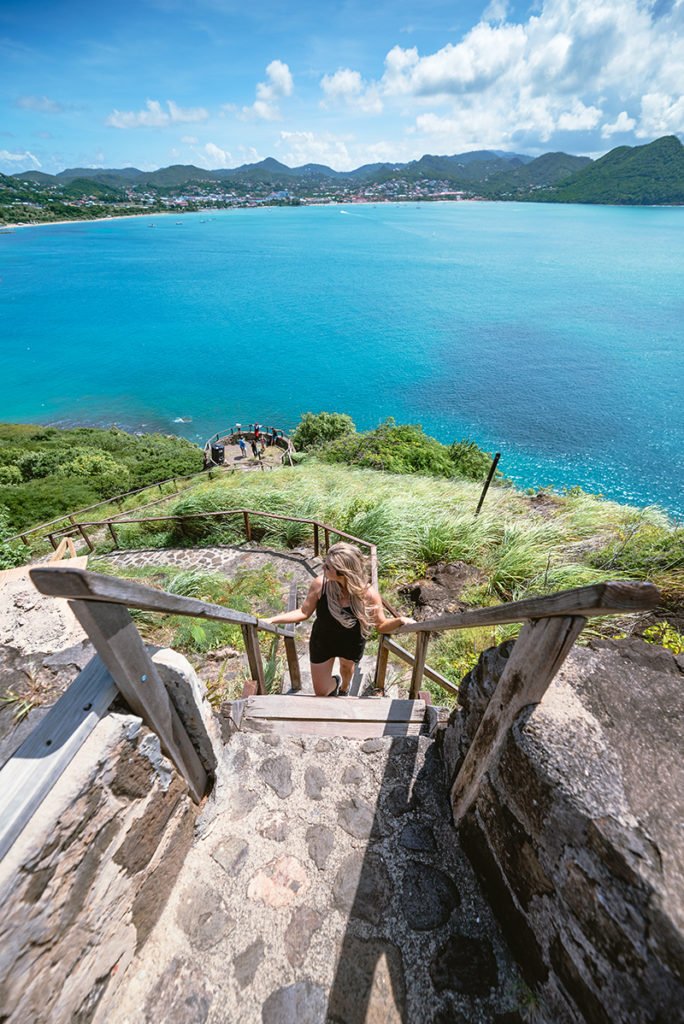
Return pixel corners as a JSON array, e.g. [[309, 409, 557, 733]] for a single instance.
[[377, 614, 416, 633]]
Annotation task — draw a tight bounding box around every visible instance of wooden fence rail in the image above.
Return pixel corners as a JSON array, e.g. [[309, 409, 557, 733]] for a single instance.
[[9, 468, 210, 547], [58, 507, 380, 590]]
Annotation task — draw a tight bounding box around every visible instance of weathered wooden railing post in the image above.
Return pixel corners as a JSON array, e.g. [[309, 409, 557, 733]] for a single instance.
[[76, 523, 94, 553], [324, 528, 330, 553], [313, 523, 320, 557], [243, 510, 252, 542], [370, 545, 379, 590], [409, 630, 431, 699], [373, 635, 390, 693], [450, 614, 586, 822], [67, 598, 208, 803], [282, 582, 301, 692], [241, 623, 266, 694], [107, 522, 119, 547]]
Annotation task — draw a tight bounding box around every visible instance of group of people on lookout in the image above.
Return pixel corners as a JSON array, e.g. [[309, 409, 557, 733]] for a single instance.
[[262, 542, 413, 697], [235, 423, 281, 461]]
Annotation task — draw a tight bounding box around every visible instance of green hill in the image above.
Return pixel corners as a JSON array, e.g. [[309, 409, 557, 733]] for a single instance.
[[482, 152, 592, 197], [544, 136, 684, 204], [59, 178, 125, 200]]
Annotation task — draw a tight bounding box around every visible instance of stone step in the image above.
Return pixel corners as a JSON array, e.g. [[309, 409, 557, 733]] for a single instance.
[[240, 694, 427, 739]]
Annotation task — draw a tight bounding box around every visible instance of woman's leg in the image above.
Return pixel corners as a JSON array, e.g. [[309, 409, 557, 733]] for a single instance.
[[310, 658, 338, 697], [338, 658, 355, 695]]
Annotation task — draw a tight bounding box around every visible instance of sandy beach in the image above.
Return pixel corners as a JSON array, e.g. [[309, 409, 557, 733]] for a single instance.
[[0, 211, 179, 231]]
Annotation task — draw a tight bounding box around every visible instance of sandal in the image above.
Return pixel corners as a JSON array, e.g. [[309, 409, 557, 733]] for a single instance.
[[328, 674, 341, 697]]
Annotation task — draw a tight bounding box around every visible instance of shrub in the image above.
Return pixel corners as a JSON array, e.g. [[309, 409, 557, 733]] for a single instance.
[[291, 411, 356, 451], [0, 465, 21, 486], [643, 622, 684, 655], [0, 506, 25, 569], [321, 419, 455, 477], [448, 439, 497, 481], [58, 451, 131, 497]]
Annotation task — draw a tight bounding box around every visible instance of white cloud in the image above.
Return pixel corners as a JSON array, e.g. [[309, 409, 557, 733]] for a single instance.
[[483, 0, 509, 23], [556, 100, 602, 132], [277, 130, 353, 170], [320, 69, 383, 114], [0, 149, 41, 167], [320, 0, 684, 154], [16, 95, 63, 113], [383, 23, 527, 96], [106, 99, 208, 129], [181, 135, 199, 144], [167, 100, 208, 123], [601, 111, 636, 137], [636, 92, 684, 138], [199, 142, 233, 169], [243, 60, 293, 120]]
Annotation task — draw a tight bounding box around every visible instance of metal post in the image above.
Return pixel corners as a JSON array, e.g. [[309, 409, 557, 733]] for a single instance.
[[475, 452, 501, 516]]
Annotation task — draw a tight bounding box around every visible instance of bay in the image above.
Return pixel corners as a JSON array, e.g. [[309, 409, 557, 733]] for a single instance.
[[0, 201, 682, 517]]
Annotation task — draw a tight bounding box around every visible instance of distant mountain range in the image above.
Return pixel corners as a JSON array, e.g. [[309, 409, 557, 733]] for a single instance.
[[6, 136, 684, 205]]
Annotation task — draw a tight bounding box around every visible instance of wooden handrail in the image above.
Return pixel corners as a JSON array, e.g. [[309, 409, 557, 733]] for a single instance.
[[393, 581, 660, 633], [76, 506, 374, 548], [64, 506, 380, 591], [0, 656, 119, 861], [29, 566, 293, 638]]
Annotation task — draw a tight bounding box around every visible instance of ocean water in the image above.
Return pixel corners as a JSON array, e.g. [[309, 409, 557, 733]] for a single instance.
[[1, 202, 682, 517]]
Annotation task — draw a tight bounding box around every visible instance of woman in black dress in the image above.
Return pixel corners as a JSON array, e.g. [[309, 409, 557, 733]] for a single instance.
[[262, 542, 411, 696]]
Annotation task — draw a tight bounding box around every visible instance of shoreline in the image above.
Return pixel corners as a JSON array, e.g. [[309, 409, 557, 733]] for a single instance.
[[4, 197, 682, 232], [1, 210, 180, 231]]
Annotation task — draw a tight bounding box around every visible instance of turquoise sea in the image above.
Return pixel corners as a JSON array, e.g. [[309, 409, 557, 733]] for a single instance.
[[1, 202, 682, 517]]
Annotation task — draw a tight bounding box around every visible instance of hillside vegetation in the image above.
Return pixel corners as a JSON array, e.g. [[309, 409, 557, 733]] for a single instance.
[[106, 459, 682, 687], [0, 424, 203, 533], [114, 460, 682, 602], [291, 414, 498, 480], [543, 135, 684, 205]]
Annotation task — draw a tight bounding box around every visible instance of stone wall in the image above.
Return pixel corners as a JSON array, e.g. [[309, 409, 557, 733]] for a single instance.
[[0, 712, 199, 1024], [442, 637, 684, 1024]]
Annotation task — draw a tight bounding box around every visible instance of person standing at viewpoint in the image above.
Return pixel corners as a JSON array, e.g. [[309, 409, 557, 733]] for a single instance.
[[260, 542, 412, 696]]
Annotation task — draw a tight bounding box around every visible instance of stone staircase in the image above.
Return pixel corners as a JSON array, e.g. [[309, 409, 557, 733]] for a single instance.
[[60, 544, 522, 1020], [98, 727, 524, 1024]]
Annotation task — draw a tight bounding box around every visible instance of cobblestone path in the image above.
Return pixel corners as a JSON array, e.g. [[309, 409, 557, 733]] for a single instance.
[[101, 732, 523, 1024]]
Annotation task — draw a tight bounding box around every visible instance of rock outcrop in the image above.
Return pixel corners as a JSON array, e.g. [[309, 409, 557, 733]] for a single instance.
[[0, 713, 199, 1024], [442, 637, 684, 1023]]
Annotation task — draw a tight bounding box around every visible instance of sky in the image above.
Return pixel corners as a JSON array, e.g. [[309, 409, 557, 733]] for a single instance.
[[1, 0, 683, 175]]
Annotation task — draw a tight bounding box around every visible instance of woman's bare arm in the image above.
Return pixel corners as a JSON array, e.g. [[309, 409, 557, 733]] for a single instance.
[[260, 576, 323, 625], [366, 587, 414, 633]]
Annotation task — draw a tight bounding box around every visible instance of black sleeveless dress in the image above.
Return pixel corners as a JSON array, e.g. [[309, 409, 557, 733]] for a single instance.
[[309, 581, 366, 664]]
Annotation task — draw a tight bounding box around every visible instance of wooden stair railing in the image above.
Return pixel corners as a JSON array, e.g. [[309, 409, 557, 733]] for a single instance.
[[373, 580, 661, 821], [26, 567, 661, 832], [29, 565, 300, 801]]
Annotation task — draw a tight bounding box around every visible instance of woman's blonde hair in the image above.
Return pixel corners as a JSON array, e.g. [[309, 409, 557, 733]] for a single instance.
[[324, 542, 373, 637]]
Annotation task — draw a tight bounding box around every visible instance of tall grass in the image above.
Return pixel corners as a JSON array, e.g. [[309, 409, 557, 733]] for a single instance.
[[114, 460, 681, 602]]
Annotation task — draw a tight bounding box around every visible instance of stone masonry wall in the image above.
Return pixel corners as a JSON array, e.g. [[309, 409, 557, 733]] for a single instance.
[[0, 711, 199, 1024], [442, 637, 684, 1024]]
